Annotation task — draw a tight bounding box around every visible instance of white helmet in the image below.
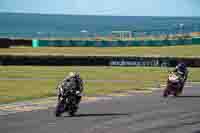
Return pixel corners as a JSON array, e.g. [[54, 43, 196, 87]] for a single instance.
[[69, 72, 79, 78]]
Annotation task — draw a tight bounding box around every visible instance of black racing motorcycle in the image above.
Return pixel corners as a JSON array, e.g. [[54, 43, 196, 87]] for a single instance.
[[55, 81, 81, 117]]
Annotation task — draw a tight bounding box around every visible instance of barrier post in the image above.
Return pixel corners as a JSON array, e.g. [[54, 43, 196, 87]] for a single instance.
[[32, 39, 39, 48]]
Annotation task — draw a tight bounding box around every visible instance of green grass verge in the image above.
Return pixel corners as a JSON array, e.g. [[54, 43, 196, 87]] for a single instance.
[[1, 45, 200, 57], [0, 66, 200, 104]]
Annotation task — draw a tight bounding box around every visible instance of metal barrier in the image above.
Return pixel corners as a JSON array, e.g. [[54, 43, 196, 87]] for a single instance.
[[32, 38, 200, 47]]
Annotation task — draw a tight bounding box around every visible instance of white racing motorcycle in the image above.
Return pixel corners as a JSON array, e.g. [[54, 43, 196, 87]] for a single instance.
[[163, 72, 184, 97]]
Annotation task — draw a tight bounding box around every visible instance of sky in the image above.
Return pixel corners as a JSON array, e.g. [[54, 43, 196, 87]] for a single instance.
[[0, 0, 200, 16]]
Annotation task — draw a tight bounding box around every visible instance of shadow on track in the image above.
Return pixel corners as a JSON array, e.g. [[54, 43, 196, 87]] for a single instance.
[[65, 113, 131, 117], [176, 95, 200, 98]]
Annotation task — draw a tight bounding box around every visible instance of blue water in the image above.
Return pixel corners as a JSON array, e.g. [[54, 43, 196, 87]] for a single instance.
[[0, 12, 200, 38]]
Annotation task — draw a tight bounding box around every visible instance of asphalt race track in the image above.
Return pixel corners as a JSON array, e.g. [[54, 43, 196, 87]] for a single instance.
[[1, 84, 200, 133]]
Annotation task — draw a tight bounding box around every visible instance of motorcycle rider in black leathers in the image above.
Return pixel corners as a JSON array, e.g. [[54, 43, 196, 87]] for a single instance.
[[57, 72, 84, 106], [173, 63, 188, 90]]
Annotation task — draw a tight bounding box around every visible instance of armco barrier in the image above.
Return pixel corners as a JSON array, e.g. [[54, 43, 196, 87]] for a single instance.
[[1, 37, 200, 48], [34, 38, 200, 47], [1, 54, 200, 67]]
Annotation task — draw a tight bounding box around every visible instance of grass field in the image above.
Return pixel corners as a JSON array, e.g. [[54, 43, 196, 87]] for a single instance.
[[1, 45, 200, 57], [0, 66, 200, 104]]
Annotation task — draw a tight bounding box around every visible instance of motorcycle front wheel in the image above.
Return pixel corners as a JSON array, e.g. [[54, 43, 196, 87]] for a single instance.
[[68, 104, 78, 117], [55, 100, 65, 117], [163, 88, 169, 98]]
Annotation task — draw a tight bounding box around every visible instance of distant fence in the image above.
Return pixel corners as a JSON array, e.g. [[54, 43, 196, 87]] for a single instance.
[[1, 55, 200, 67], [33, 38, 200, 47]]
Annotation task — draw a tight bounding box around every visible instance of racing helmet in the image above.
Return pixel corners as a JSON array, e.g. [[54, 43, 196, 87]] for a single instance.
[[176, 63, 187, 73], [69, 72, 79, 78]]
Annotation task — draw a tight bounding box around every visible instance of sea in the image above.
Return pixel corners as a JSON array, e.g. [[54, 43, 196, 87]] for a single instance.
[[0, 12, 200, 39]]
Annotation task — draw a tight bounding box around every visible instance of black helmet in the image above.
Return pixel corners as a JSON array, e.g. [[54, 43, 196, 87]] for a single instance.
[[176, 63, 187, 72]]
